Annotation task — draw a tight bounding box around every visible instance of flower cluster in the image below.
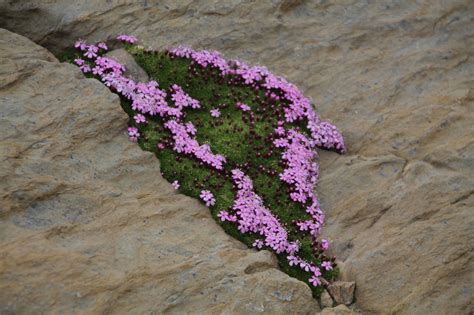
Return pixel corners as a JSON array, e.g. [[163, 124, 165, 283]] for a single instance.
[[164, 120, 226, 170], [74, 39, 106, 59], [219, 169, 300, 255], [171, 84, 201, 111], [73, 38, 226, 173], [169, 46, 346, 153]]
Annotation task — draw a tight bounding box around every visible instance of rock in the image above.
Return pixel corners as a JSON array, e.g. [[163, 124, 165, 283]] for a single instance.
[[320, 290, 334, 308], [0, 28, 321, 314], [319, 304, 355, 315], [327, 281, 356, 306], [0, 1, 473, 314], [105, 48, 149, 82]]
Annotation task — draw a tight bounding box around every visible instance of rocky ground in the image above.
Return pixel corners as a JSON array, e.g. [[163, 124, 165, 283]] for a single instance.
[[1, 1, 473, 314]]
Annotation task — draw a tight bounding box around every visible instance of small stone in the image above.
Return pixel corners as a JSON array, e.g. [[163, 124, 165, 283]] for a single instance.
[[320, 290, 334, 308], [105, 48, 149, 82], [327, 281, 356, 305]]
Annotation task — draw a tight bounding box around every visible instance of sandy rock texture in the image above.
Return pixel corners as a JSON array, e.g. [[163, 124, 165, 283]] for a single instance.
[[0, 28, 320, 314], [319, 305, 356, 315], [1, 1, 474, 314]]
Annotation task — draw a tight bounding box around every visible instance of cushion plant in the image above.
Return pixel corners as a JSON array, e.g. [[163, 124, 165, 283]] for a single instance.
[[68, 35, 346, 296]]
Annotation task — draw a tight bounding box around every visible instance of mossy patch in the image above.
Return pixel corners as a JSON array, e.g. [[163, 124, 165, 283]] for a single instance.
[[59, 44, 338, 297]]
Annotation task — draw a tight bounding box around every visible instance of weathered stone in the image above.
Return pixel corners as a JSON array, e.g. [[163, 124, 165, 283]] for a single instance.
[[327, 281, 356, 306], [0, 28, 320, 315], [0, 1, 473, 314], [105, 48, 149, 82], [320, 290, 334, 308], [319, 304, 355, 315]]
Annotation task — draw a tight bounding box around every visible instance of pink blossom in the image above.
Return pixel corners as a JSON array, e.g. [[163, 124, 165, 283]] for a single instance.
[[217, 210, 237, 222], [236, 102, 251, 111], [74, 39, 87, 51], [200, 190, 216, 207], [321, 239, 330, 250], [127, 127, 140, 143], [74, 58, 85, 66], [253, 239, 264, 249], [321, 261, 333, 271], [79, 64, 91, 73], [185, 122, 197, 135], [210, 108, 221, 117], [134, 114, 146, 124], [97, 42, 108, 50], [287, 255, 300, 267], [117, 34, 137, 44], [309, 275, 322, 286], [171, 180, 180, 190], [275, 126, 286, 136], [84, 45, 99, 59]]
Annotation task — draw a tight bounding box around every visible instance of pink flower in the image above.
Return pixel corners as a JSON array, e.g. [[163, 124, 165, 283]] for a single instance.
[[79, 64, 91, 73], [97, 42, 108, 50], [127, 127, 140, 142], [210, 108, 221, 117], [171, 180, 180, 190], [185, 122, 197, 135], [217, 210, 237, 222], [157, 143, 165, 150], [134, 114, 146, 124], [236, 102, 251, 111], [117, 34, 137, 44], [309, 275, 322, 287], [74, 39, 87, 51], [84, 45, 99, 59], [287, 255, 300, 267], [321, 239, 330, 250], [200, 190, 216, 207], [275, 126, 286, 136], [273, 138, 289, 148], [321, 261, 333, 271], [74, 58, 85, 66], [253, 239, 264, 249]]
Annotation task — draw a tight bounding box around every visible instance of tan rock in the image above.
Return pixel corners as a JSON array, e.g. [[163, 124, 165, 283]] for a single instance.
[[0, 28, 320, 314], [105, 48, 149, 82], [320, 290, 334, 308], [327, 281, 355, 306], [0, 1, 474, 314], [319, 304, 355, 315]]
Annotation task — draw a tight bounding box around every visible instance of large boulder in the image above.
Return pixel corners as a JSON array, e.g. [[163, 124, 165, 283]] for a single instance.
[[0, 1, 473, 313], [0, 28, 320, 314]]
